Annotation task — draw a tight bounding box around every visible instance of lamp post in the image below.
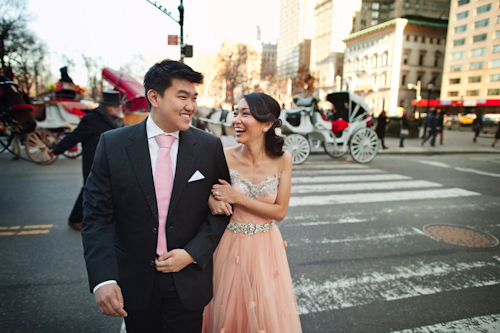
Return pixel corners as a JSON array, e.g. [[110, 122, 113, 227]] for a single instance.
[[426, 81, 434, 115]]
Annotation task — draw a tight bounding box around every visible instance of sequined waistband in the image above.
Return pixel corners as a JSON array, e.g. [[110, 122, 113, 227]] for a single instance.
[[227, 221, 275, 236]]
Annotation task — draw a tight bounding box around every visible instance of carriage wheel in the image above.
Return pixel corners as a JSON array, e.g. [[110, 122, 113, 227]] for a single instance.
[[25, 130, 58, 165], [349, 127, 379, 164], [283, 134, 310, 165], [324, 142, 348, 158]]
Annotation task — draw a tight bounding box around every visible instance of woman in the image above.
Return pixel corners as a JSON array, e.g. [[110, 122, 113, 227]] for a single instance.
[[202, 93, 302, 333], [399, 112, 410, 148], [375, 110, 389, 149]]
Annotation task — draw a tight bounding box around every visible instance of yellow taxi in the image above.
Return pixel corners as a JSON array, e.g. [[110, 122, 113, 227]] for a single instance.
[[460, 113, 476, 125]]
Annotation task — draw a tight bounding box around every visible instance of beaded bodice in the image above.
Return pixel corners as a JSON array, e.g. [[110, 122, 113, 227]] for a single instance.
[[229, 169, 281, 200]]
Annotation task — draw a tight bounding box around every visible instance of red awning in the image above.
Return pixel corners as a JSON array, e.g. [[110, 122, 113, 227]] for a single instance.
[[102, 68, 148, 112], [412, 99, 500, 107]]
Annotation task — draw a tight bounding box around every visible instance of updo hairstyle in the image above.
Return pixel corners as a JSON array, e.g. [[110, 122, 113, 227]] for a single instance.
[[243, 92, 284, 156]]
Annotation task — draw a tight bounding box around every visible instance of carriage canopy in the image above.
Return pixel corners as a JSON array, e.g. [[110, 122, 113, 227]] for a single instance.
[[102, 68, 148, 112]]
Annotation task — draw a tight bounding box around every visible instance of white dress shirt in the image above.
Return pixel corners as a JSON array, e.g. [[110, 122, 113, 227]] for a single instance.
[[93, 116, 180, 294]]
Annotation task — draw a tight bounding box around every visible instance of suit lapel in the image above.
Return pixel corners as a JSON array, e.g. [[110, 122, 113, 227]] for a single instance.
[[168, 128, 199, 220], [125, 119, 158, 221]]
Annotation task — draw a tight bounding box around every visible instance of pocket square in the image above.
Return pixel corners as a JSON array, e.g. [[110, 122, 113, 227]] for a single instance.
[[188, 170, 205, 182]]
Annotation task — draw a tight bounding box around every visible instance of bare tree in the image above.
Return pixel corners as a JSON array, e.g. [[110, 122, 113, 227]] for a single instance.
[[0, 0, 32, 72], [82, 54, 103, 101]]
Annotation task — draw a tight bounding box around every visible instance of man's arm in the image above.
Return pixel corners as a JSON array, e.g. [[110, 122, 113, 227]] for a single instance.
[[82, 134, 119, 288], [51, 116, 93, 154]]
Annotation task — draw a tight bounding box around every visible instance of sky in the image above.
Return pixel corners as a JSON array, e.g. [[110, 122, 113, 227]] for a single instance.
[[26, 0, 281, 85]]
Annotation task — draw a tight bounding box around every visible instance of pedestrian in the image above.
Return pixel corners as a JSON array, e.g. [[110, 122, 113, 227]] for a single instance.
[[399, 112, 410, 147], [472, 110, 483, 143], [492, 121, 500, 147], [375, 110, 389, 149], [422, 108, 437, 146], [435, 109, 445, 145], [202, 93, 302, 333], [48, 91, 124, 230], [81, 60, 231, 333]]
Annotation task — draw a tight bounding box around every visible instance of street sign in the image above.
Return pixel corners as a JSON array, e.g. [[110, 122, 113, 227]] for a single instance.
[[168, 35, 179, 45]]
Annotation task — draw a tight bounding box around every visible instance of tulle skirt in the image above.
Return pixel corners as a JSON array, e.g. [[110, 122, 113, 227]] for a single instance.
[[202, 225, 302, 333]]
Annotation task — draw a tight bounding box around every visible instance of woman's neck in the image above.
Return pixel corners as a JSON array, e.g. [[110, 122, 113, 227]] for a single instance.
[[239, 140, 269, 167]]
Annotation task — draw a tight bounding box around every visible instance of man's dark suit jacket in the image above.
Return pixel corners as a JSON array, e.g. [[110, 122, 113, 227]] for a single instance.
[[81, 119, 231, 311]]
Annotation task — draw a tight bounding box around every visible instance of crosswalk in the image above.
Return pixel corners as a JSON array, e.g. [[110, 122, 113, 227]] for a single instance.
[[283, 161, 500, 332]]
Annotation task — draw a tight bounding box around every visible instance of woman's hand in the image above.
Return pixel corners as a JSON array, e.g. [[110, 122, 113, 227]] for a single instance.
[[212, 179, 239, 205], [208, 194, 232, 216]]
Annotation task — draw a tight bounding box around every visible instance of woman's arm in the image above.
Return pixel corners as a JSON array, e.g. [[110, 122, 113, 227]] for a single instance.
[[212, 151, 293, 222]]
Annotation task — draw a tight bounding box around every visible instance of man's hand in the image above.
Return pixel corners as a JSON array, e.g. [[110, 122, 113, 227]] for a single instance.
[[94, 283, 128, 317], [155, 249, 195, 273], [48, 149, 55, 157]]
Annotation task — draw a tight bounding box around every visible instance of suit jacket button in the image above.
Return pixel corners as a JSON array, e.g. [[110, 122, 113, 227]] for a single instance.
[[152, 228, 157, 234], [150, 260, 155, 266]]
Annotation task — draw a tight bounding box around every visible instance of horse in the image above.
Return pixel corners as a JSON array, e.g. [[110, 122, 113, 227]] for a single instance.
[[0, 76, 37, 158], [193, 106, 235, 138]]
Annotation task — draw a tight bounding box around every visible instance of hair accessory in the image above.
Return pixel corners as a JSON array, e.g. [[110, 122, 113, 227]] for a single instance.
[[274, 127, 282, 137]]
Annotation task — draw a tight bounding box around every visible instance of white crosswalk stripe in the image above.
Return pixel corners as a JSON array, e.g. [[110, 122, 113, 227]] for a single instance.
[[286, 162, 497, 331]]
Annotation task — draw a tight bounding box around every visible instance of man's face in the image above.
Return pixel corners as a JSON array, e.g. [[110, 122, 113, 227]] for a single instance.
[[107, 104, 123, 118], [148, 78, 198, 133]]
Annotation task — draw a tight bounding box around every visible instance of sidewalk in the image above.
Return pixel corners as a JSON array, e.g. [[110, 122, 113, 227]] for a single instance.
[[221, 129, 500, 155], [376, 128, 499, 155]]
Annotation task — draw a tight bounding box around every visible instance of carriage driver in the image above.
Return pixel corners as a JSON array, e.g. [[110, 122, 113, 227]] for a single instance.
[[49, 91, 124, 230]]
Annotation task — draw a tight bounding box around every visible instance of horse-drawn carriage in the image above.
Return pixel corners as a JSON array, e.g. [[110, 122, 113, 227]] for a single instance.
[[0, 68, 149, 165], [282, 91, 379, 164]]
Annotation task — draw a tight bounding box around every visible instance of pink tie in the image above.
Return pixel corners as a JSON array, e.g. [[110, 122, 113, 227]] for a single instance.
[[154, 134, 176, 256]]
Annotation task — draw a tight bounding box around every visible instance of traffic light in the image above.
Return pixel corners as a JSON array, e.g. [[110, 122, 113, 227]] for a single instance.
[[182, 45, 193, 58]]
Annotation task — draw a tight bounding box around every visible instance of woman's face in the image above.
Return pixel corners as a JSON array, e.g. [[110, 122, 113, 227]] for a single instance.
[[232, 98, 268, 143]]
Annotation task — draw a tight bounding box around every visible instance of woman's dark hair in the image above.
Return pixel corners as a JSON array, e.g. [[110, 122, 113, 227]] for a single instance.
[[144, 59, 203, 110], [243, 92, 284, 156]]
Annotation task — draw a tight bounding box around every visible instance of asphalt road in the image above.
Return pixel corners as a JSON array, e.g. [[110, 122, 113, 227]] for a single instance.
[[1, 151, 499, 332]]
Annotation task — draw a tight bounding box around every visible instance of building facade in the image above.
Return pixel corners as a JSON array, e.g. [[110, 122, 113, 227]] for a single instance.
[[277, 0, 315, 79], [311, 0, 361, 106], [351, 0, 450, 33], [261, 43, 277, 79], [343, 17, 448, 115], [441, 0, 500, 111]]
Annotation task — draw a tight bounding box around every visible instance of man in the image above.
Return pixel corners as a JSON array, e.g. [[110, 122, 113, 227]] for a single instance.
[[49, 91, 124, 230], [81, 60, 231, 333], [421, 108, 437, 147]]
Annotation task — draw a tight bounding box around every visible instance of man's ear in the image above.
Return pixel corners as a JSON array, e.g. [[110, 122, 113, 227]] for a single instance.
[[147, 89, 159, 108]]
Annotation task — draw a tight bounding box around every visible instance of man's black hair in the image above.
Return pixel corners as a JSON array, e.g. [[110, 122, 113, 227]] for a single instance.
[[143, 59, 203, 110]]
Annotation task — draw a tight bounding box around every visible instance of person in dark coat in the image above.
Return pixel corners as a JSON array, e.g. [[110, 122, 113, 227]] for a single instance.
[[399, 112, 410, 147], [49, 91, 124, 230], [422, 108, 437, 146], [435, 109, 445, 145], [492, 121, 500, 147], [375, 110, 389, 149], [472, 110, 483, 143]]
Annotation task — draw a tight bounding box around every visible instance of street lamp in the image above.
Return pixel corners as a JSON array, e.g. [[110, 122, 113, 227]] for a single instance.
[[426, 81, 434, 115]]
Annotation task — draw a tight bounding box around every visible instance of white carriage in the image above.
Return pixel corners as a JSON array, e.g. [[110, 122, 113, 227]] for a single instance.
[[282, 91, 379, 164]]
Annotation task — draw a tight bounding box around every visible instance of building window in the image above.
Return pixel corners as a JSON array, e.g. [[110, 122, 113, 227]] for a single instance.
[[451, 64, 463, 72], [452, 51, 465, 59], [490, 74, 500, 81], [470, 62, 484, 70], [469, 76, 481, 83], [466, 90, 480, 96], [475, 19, 489, 29], [402, 75, 406, 86], [448, 91, 459, 97], [471, 48, 486, 56], [488, 89, 500, 95], [422, 37, 426, 43], [449, 78, 461, 84], [372, 2, 379, 10], [437, 38, 441, 45], [403, 54, 409, 64], [497, 16, 500, 24], [473, 34, 487, 43], [419, 54, 425, 65], [458, 0, 470, 5], [372, 11, 379, 18], [430, 37, 434, 44], [496, 31, 500, 39], [455, 25, 467, 33], [414, 35, 418, 42], [405, 1, 410, 9], [477, 4, 492, 14], [454, 38, 466, 46], [371, 20, 378, 26], [406, 34, 410, 41], [491, 59, 500, 68], [434, 56, 439, 67], [494, 45, 500, 53], [457, 11, 469, 20]]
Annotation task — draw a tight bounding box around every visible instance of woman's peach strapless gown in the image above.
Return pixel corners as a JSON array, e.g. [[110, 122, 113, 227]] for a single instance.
[[202, 170, 302, 333]]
